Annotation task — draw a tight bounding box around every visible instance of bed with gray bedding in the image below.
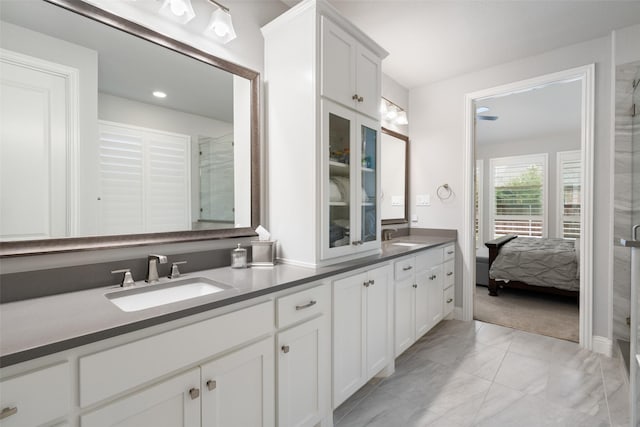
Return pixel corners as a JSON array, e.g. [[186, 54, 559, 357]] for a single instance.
[[484, 235, 579, 297]]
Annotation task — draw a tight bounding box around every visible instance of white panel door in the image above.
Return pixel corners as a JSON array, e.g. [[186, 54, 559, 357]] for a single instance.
[[201, 337, 274, 427], [0, 52, 70, 240], [365, 266, 390, 377], [321, 16, 356, 109], [278, 317, 326, 427], [81, 368, 201, 427], [394, 276, 415, 357], [426, 265, 444, 332], [355, 46, 381, 119], [333, 272, 366, 406], [414, 269, 430, 339]]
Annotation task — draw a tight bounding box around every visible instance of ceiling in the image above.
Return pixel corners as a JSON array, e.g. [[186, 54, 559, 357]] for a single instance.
[[324, 1, 640, 89], [474, 80, 582, 145], [0, 0, 234, 122]]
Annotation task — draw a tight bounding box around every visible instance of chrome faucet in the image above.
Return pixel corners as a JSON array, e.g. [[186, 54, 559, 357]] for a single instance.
[[382, 228, 397, 241], [146, 254, 168, 284]]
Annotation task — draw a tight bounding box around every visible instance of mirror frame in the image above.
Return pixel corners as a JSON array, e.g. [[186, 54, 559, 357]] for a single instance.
[[0, 0, 260, 257], [381, 127, 409, 225]]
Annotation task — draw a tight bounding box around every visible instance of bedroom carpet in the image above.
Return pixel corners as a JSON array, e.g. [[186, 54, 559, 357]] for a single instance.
[[474, 285, 579, 342]]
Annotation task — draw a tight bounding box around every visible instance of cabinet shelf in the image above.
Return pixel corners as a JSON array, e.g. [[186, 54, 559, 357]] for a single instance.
[[361, 167, 375, 173], [330, 201, 348, 207]]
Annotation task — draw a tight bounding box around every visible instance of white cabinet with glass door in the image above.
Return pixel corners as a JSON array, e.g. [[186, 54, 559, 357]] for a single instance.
[[323, 99, 380, 261]]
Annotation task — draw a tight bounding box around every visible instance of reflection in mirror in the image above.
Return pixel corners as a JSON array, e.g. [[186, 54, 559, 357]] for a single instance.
[[381, 128, 409, 224], [0, 0, 258, 249]]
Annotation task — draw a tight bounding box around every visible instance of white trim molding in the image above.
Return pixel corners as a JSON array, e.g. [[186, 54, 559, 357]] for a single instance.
[[463, 64, 595, 351], [592, 336, 613, 357]]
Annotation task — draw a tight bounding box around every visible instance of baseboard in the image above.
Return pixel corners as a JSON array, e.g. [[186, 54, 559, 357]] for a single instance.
[[592, 335, 613, 357], [453, 307, 464, 321]]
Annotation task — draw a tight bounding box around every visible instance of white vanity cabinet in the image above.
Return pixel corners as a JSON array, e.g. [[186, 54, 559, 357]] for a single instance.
[[394, 247, 447, 357], [0, 362, 70, 427], [276, 283, 331, 427], [332, 264, 392, 408], [320, 16, 381, 119], [262, 0, 388, 267], [443, 244, 456, 317]]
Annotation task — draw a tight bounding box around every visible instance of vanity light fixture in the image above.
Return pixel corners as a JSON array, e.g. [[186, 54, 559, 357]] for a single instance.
[[204, 0, 237, 44], [381, 97, 409, 126], [159, 0, 196, 24], [153, 91, 167, 98]]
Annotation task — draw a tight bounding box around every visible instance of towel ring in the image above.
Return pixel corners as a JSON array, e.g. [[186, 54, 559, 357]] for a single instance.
[[437, 183, 453, 200]]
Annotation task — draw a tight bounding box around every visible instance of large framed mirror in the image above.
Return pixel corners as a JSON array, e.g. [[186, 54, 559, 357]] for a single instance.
[[381, 127, 409, 225], [0, 0, 260, 256]]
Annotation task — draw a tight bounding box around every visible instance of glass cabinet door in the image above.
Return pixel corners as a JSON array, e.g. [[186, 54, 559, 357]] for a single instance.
[[359, 122, 378, 244], [328, 111, 352, 249]]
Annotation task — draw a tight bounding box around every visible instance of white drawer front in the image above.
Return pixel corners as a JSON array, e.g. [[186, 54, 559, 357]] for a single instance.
[[415, 247, 443, 272], [277, 283, 330, 329], [394, 256, 415, 281], [443, 260, 455, 288], [444, 286, 454, 317], [0, 362, 70, 427], [80, 301, 274, 407], [443, 244, 455, 261]]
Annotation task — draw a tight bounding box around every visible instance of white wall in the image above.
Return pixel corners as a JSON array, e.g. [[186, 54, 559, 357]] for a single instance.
[[409, 35, 613, 338], [477, 132, 580, 243], [614, 23, 640, 66]]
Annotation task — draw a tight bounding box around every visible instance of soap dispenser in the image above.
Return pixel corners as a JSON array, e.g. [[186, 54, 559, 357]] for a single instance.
[[231, 244, 247, 269]]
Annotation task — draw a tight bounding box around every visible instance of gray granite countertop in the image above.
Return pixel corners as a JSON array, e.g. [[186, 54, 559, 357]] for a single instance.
[[0, 235, 454, 367]]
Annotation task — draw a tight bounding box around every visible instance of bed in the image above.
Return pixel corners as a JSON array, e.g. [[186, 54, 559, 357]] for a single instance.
[[484, 235, 580, 297]]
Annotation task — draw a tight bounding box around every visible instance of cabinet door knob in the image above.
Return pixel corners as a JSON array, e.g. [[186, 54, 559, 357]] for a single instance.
[[282, 345, 290, 354], [206, 380, 217, 391], [295, 300, 317, 310], [429, 275, 437, 280], [447, 298, 453, 303], [189, 387, 200, 400], [363, 282, 369, 287], [369, 279, 375, 286], [357, 96, 364, 103], [0, 407, 18, 420], [412, 284, 417, 288], [352, 94, 359, 100]]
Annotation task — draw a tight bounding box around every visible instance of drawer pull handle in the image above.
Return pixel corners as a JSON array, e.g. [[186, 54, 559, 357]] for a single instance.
[[0, 407, 17, 420], [206, 380, 217, 391], [402, 265, 413, 271], [447, 272, 453, 276], [352, 93, 359, 100], [282, 345, 290, 354], [189, 388, 200, 400], [429, 275, 437, 280], [295, 300, 317, 310], [447, 251, 454, 255], [363, 281, 369, 287], [447, 298, 453, 303], [412, 284, 418, 288]]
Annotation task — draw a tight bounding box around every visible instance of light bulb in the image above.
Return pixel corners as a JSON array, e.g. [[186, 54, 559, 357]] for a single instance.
[[169, 0, 187, 16], [213, 22, 229, 37]]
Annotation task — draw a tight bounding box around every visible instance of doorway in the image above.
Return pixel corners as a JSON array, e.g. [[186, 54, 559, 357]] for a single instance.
[[462, 65, 595, 348]]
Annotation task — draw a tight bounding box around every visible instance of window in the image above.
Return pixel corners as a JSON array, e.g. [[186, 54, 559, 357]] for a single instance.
[[557, 150, 581, 239], [489, 154, 547, 239], [475, 160, 483, 248]]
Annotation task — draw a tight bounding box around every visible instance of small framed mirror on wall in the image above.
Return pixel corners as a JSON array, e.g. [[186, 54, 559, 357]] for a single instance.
[[381, 127, 409, 225]]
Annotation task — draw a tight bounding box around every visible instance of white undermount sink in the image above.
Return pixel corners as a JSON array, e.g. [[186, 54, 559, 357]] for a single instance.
[[107, 277, 232, 312], [392, 242, 421, 247]]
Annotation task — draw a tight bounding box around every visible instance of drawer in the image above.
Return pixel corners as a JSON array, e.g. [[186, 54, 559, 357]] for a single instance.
[[277, 283, 330, 329], [80, 300, 274, 407], [394, 256, 415, 281], [443, 285, 454, 317], [443, 260, 455, 288], [0, 362, 70, 427], [415, 247, 443, 272], [443, 244, 455, 261]]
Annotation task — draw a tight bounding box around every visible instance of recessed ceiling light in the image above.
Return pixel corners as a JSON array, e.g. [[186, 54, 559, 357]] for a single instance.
[[153, 91, 167, 99]]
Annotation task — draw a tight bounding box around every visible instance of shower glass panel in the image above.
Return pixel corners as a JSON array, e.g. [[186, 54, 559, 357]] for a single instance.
[[631, 68, 640, 426]]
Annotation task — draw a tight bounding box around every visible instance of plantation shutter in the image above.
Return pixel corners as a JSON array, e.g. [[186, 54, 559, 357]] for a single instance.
[[559, 151, 581, 239], [490, 154, 546, 239]]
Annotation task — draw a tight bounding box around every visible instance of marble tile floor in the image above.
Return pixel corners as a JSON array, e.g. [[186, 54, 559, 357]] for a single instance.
[[333, 320, 630, 427]]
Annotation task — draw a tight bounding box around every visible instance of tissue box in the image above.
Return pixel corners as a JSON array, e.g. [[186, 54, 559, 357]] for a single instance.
[[251, 241, 276, 266]]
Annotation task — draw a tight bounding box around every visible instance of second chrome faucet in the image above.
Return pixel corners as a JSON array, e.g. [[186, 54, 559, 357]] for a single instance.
[[146, 254, 168, 283]]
